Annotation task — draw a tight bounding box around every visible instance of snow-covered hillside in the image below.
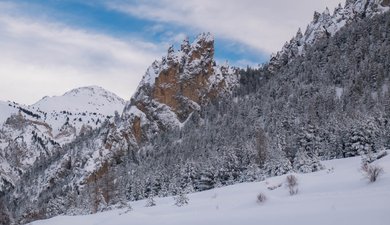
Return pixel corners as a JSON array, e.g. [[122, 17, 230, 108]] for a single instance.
[[269, 0, 390, 71], [33, 86, 125, 116], [31, 86, 126, 140], [0, 86, 126, 144], [28, 154, 390, 225], [0, 86, 126, 194]]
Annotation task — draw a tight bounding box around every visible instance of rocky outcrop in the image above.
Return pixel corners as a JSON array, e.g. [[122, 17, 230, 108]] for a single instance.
[[122, 33, 238, 144]]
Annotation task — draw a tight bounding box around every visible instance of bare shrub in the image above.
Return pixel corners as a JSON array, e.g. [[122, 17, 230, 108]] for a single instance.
[[256, 192, 267, 204], [361, 163, 384, 183], [286, 174, 298, 195]]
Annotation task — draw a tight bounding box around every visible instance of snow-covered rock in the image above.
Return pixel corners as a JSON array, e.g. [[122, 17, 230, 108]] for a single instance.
[[123, 33, 238, 144]]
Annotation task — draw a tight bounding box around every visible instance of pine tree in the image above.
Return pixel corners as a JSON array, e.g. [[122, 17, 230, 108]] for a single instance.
[[174, 191, 189, 207]]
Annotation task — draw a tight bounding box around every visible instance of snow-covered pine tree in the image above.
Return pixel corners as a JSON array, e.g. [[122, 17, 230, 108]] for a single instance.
[[145, 196, 156, 207], [174, 190, 189, 207]]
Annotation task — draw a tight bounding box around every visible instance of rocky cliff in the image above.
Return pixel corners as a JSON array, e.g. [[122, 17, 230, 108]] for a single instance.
[[122, 33, 238, 144]]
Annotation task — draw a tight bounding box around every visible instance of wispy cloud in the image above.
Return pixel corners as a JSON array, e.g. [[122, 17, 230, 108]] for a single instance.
[[0, 2, 163, 104], [0, 0, 343, 104], [107, 0, 342, 54]]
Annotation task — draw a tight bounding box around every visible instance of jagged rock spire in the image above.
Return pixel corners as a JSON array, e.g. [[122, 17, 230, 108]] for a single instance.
[[124, 33, 237, 142]]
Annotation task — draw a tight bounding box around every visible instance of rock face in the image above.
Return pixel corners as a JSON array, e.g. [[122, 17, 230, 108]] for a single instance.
[[123, 33, 238, 143], [268, 0, 390, 72]]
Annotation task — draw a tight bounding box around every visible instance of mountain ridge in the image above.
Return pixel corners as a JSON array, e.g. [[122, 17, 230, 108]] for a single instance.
[[268, 0, 390, 72]]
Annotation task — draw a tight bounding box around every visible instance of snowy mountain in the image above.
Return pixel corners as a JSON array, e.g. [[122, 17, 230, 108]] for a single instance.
[[25, 154, 390, 225], [1, 0, 390, 224], [33, 86, 125, 116], [0, 86, 125, 196], [1, 86, 125, 144], [31, 86, 125, 142], [269, 0, 390, 72]]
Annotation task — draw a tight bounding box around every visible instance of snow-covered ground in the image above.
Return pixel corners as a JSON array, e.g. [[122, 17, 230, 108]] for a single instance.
[[29, 154, 390, 225]]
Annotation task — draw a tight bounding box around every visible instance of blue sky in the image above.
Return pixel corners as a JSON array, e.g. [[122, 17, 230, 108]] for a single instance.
[[0, 0, 342, 104], [10, 0, 267, 64]]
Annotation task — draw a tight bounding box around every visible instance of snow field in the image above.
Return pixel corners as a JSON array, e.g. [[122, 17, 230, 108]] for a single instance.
[[29, 153, 390, 225]]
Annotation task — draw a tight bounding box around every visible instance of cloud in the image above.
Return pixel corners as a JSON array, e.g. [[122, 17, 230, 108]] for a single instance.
[[0, 1, 345, 104], [0, 3, 163, 104], [107, 0, 343, 54]]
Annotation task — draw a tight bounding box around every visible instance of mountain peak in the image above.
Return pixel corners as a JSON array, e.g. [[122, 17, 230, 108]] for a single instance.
[[63, 85, 124, 101], [131, 33, 235, 120], [63, 85, 106, 95], [33, 85, 125, 114], [136, 33, 216, 89], [191, 32, 214, 48]]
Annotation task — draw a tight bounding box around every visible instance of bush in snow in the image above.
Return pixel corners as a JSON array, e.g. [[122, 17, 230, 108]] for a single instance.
[[174, 192, 189, 207], [286, 174, 298, 195], [361, 163, 383, 183], [256, 192, 267, 204], [145, 196, 156, 207]]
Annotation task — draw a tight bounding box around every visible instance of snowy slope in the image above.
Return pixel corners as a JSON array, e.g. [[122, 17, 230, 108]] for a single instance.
[[28, 153, 390, 225], [29, 86, 126, 141], [33, 86, 125, 115], [1, 86, 125, 142]]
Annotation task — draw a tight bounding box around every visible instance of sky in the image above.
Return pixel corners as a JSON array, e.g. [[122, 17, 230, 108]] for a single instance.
[[0, 0, 342, 104]]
